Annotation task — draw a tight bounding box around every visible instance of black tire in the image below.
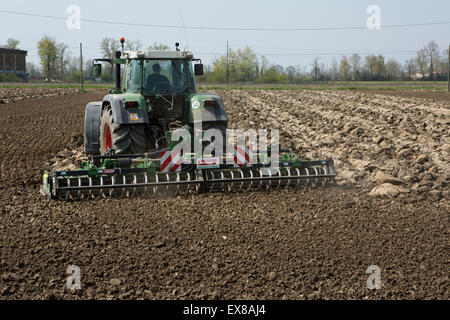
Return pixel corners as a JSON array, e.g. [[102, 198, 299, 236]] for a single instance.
[[99, 106, 146, 155]]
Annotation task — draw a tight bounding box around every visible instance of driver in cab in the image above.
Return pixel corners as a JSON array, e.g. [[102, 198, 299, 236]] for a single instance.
[[146, 63, 170, 92]]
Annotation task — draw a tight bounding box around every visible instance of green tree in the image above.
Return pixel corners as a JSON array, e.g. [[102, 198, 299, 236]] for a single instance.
[[210, 47, 263, 83], [374, 55, 386, 80], [339, 56, 351, 80], [235, 47, 258, 82], [37, 36, 58, 80], [212, 54, 230, 83], [257, 66, 287, 83], [212, 49, 241, 82], [3, 38, 20, 49], [364, 54, 385, 80]]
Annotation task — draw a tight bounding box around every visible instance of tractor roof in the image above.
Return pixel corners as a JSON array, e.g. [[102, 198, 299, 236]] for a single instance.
[[125, 50, 194, 60]]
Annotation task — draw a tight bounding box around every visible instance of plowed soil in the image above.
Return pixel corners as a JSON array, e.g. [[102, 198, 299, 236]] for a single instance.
[[0, 89, 448, 300], [0, 87, 97, 104]]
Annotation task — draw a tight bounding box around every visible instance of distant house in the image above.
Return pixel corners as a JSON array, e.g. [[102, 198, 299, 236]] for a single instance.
[[0, 47, 28, 81], [412, 72, 424, 80]]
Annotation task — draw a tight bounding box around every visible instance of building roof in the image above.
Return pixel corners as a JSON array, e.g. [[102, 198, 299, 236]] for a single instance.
[[0, 47, 28, 54]]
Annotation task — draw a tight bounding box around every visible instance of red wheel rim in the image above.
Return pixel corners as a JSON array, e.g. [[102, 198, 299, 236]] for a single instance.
[[104, 124, 112, 153]]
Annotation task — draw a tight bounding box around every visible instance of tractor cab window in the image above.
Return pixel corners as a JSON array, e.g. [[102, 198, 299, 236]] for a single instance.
[[127, 59, 196, 94]]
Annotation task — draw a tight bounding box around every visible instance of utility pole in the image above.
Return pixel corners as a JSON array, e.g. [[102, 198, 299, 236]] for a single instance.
[[447, 44, 449, 92], [80, 43, 84, 91], [226, 41, 229, 84]]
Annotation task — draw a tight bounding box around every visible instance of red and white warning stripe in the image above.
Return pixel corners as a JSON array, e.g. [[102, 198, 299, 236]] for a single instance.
[[233, 146, 255, 167], [160, 150, 181, 172]]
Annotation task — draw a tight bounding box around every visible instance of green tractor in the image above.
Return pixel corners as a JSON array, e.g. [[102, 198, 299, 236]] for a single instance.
[[85, 42, 227, 156], [41, 40, 336, 200]]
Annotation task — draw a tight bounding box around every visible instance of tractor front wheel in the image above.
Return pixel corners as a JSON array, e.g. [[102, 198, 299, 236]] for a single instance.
[[99, 106, 146, 155]]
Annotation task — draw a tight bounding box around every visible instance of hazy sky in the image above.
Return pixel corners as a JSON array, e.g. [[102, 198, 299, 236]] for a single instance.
[[1, 0, 449, 68]]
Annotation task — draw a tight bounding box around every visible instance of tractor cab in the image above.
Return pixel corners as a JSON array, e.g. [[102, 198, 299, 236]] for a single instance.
[[122, 50, 202, 95]]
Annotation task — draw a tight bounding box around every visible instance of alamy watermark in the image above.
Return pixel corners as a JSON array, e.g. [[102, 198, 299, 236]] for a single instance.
[[66, 265, 81, 290], [170, 124, 280, 169], [366, 265, 381, 290], [66, 5, 81, 30], [366, 5, 381, 30]]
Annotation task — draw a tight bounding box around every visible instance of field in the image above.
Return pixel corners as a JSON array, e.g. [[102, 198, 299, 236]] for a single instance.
[[0, 87, 448, 299]]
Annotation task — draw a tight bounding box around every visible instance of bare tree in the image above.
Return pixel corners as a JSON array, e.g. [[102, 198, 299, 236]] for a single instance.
[[26, 62, 41, 79], [3, 38, 20, 49], [330, 58, 338, 81], [100, 38, 120, 75], [385, 59, 402, 80], [57, 43, 69, 80], [286, 66, 296, 83], [100, 38, 120, 58], [125, 39, 142, 51], [365, 55, 377, 80], [148, 43, 170, 51], [85, 59, 93, 79], [349, 54, 361, 80], [260, 56, 270, 76], [415, 49, 428, 79], [404, 59, 417, 80], [423, 40, 440, 80], [441, 47, 449, 80], [311, 57, 320, 81]]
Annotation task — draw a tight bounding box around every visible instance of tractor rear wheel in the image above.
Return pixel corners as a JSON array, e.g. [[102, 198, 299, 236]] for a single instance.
[[99, 106, 146, 155]]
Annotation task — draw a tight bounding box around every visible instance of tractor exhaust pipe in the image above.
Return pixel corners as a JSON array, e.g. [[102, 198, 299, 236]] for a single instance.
[[115, 50, 121, 92]]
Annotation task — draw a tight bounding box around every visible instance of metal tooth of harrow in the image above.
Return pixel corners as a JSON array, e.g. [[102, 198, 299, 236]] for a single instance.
[[206, 164, 333, 193], [56, 164, 334, 200], [58, 171, 196, 200]]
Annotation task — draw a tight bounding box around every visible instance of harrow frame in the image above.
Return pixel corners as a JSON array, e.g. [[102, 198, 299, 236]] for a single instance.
[[40, 151, 336, 200]]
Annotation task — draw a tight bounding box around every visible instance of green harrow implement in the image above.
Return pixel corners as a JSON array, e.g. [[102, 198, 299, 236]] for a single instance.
[[40, 150, 336, 200]]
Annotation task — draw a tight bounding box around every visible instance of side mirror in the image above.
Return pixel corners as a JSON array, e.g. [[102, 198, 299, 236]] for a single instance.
[[194, 63, 204, 76], [93, 63, 102, 77]]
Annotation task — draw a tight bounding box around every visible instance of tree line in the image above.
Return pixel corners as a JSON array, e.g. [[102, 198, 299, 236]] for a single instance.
[[4, 36, 169, 82], [199, 41, 448, 83], [2, 36, 448, 83]]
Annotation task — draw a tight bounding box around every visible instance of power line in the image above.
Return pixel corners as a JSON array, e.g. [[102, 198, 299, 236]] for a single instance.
[[195, 52, 417, 57], [0, 9, 449, 31], [20, 46, 419, 54]]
